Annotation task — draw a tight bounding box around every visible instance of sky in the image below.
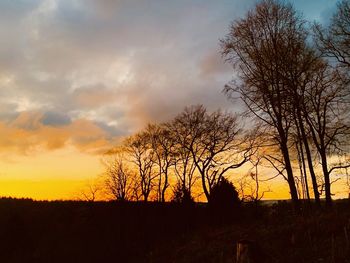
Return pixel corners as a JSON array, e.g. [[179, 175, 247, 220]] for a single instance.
[[0, 0, 342, 200]]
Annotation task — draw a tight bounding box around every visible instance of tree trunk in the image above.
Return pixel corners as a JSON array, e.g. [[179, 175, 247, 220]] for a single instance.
[[161, 170, 168, 202], [158, 164, 162, 202], [320, 151, 332, 206], [201, 171, 210, 202], [298, 138, 310, 200], [297, 114, 320, 204], [280, 138, 299, 207]]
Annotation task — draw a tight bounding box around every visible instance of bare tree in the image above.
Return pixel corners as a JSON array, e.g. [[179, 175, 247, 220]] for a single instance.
[[169, 119, 198, 199], [221, 0, 306, 205], [302, 62, 350, 205], [173, 105, 251, 201], [125, 132, 157, 202], [238, 158, 271, 203], [145, 123, 175, 202], [314, 0, 350, 68], [294, 133, 310, 200], [237, 126, 276, 203], [78, 181, 102, 202], [247, 148, 272, 202], [103, 148, 134, 201], [289, 74, 322, 204], [311, 0, 350, 205]]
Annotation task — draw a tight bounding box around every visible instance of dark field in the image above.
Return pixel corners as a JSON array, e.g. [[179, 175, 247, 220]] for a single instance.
[[0, 198, 350, 263]]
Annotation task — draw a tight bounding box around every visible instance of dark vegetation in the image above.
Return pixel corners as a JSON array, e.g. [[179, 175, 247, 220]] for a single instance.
[[1, 198, 350, 263], [208, 177, 240, 211]]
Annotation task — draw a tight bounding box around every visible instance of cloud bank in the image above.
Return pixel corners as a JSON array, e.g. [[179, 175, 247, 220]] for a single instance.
[[0, 0, 336, 155]]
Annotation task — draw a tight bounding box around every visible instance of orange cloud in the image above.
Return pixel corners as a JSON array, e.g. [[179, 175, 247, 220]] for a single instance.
[[73, 85, 118, 108], [0, 111, 118, 156]]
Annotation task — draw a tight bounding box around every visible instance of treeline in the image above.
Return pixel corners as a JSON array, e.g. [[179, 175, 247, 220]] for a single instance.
[[96, 0, 350, 207]]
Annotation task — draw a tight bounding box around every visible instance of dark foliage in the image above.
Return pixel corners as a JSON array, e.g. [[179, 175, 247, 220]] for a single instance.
[[208, 177, 240, 210], [171, 183, 194, 205]]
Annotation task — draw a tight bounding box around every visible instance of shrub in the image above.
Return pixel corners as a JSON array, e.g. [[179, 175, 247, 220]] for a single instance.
[[208, 177, 240, 210], [171, 183, 194, 205]]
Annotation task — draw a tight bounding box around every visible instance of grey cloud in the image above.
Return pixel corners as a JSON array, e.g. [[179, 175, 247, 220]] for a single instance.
[[0, 0, 337, 143], [0, 99, 20, 122], [0, 0, 40, 20], [292, 0, 336, 24], [42, 111, 72, 126], [199, 49, 232, 77], [95, 121, 128, 137], [71, 84, 118, 109]]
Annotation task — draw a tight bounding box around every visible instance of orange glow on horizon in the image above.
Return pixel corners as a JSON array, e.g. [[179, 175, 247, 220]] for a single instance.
[[0, 145, 104, 200], [0, 179, 90, 200], [0, 144, 347, 201]]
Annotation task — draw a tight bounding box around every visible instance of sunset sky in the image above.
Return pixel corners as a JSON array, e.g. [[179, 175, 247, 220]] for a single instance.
[[0, 0, 342, 200]]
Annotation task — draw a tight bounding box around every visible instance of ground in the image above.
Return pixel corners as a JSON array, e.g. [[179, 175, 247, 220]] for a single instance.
[[0, 198, 349, 263]]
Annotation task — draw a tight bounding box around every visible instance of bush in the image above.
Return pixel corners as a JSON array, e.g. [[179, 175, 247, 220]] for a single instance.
[[208, 177, 240, 211], [171, 183, 194, 205]]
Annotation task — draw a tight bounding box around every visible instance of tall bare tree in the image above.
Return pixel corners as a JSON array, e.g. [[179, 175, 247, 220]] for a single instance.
[[221, 0, 305, 205], [314, 0, 350, 69], [302, 62, 350, 205], [294, 130, 311, 200], [244, 126, 273, 203]]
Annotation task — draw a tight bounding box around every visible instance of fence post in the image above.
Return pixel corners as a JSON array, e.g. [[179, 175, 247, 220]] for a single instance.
[[236, 240, 254, 263]]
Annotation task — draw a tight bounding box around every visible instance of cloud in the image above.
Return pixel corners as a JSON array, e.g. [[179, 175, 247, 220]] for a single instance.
[[0, 111, 117, 156], [199, 49, 232, 77], [72, 84, 118, 109], [292, 0, 337, 24], [42, 111, 72, 126], [11, 111, 43, 130], [0, 0, 336, 154]]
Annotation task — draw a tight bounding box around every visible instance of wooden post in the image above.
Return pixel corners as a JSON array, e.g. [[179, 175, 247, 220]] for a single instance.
[[344, 226, 349, 250], [236, 240, 254, 263], [331, 234, 335, 263]]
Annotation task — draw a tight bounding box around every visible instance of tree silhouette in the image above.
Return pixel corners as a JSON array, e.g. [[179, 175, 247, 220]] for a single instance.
[[145, 123, 175, 202], [173, 105, 251, 201], [103, 148, 135, 201], [170, 114, 199, 201], [125, 132, 157, 202], [221, 0, 306, 205], [301, 62, 350, 205], [208, 177, 240, 210], [314, 0, 350, 69]]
